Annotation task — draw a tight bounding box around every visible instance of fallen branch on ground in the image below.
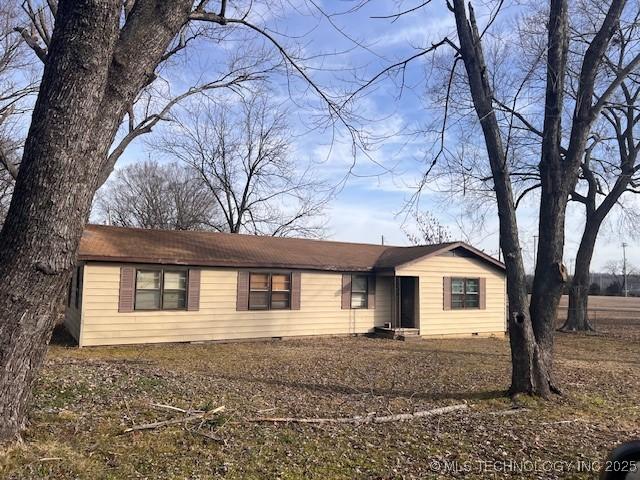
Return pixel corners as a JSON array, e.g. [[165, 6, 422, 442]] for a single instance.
[[151, 403, 203, 414], [245, 404, 468, 424], [122, 406, 225, 433], [540, 418, 584, 425], [488, 408, 530, 416]]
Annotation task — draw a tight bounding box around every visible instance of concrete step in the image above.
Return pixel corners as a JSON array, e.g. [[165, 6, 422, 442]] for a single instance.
[[397, 334, 422, 342], [373, 327, 421, 341]]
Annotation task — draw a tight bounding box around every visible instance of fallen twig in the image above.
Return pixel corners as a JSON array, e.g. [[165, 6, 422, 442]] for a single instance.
[[245, 404, 468, 425], [151, 403, 203, 415], [256, 407, 277, 414], [122, 406, 225, 434], [488, 408, 530, 416], [540, 418, 584, 425]]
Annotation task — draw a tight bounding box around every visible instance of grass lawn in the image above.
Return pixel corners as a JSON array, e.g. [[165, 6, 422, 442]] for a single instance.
[[1, 316, 639, 479]]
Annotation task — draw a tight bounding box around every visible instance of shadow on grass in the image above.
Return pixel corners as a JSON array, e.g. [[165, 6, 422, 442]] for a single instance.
[[206, 370, 506, 403]]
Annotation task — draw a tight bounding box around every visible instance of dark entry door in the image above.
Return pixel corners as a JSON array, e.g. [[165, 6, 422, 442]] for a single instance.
[[398, 277, 416, 328]]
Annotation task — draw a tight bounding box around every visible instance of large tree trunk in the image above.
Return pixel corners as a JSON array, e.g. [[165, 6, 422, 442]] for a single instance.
[[0, 0, 122, 441], [451, 0, 553, 397], [563, 219, 600, 331], [526, 0, 570, 390], [0, 0, 191, 442]]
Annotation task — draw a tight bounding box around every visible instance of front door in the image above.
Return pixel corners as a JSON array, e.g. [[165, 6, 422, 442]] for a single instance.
[[397, 277, 417, 328]]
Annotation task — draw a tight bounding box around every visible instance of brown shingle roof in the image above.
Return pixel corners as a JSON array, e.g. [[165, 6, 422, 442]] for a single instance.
[[78, 224, 505, 272]]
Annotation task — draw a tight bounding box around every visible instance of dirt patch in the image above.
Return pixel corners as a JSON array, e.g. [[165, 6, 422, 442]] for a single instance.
[[1, 324, 639, 479]]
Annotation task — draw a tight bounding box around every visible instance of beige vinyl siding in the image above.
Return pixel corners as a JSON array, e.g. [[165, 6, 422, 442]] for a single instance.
[[79, 263, 392, 346], [396, 254, 506, 336]]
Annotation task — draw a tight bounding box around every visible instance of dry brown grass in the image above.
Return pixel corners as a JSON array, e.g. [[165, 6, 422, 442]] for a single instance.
[[557, 295, 640, 339], [1, 316, 639, 479]]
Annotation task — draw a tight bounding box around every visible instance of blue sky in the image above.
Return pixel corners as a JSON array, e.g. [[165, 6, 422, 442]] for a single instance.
[[110, 0, 639, 274]]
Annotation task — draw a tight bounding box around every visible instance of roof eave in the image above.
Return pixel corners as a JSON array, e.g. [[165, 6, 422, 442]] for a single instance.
[[79, 255, 377, 273], [390, 242, 506, 272]]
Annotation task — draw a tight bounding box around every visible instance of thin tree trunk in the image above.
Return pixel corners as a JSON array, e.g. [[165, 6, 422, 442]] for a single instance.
[[563, 220, 599, 331], [0, 0, 191, 442]]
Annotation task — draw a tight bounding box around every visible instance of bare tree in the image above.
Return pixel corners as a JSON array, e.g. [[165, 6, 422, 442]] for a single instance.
[[425, 3, 640, 333], [156, 93, 329, 237], [94, 160, 220, 230], [0, 168, 12, 219], [451, 0, 637, 397], [358, 0, 640, 397], [0, 1, 39, 216], [430, 2, 640, 333], [11, 0, 278, 188], [0, 0, 357, 442], [559, 10, 640, 329], [403, 211, 452, 245]]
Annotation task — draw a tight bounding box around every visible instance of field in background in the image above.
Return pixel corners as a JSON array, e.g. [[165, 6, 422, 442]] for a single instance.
[[1, 313, 639, 479], [557, 295, 640, 339]]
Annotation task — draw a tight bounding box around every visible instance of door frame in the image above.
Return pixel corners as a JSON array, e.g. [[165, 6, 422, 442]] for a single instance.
[[393, 276, 419, 330]]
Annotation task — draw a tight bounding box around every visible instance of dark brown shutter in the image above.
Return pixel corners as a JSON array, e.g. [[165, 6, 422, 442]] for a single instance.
[[367, 276, 376, 309], [237, 271, 250, 311], [187, 269, 201, 311], [291, 272, 301, 310], [341, 274, 352, 309], [119, 266, 135, 313], [443, 276, 452, 310], [479, 277, 486, 310]]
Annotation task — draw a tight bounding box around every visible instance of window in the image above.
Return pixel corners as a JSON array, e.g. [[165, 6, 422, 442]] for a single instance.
[[163, 271, 187, 309], [249, 272, 291, 310], [351, 275, 368, 309], [451, 278, 480, 309], [135, 269, 187, 310]]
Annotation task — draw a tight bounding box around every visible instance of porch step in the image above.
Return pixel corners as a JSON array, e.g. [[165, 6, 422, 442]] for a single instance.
[[373, 327, 421, 342]]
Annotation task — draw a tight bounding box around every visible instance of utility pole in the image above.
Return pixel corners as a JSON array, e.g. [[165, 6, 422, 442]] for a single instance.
[[622, 242, 628, 297]]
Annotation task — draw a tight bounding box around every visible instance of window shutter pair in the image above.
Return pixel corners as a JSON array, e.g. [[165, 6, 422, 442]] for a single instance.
[[442, 276, 486, 310], [236, 271, 301, 311], [118, 266, 201, 312], [341, 274, 376, 309]]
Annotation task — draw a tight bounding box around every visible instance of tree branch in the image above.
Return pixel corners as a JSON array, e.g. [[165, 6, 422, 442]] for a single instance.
[[592, 52, 640, 115], [0, 147, 18, 181], [14, 26, 47, 62]]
